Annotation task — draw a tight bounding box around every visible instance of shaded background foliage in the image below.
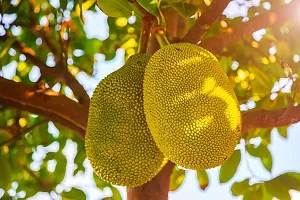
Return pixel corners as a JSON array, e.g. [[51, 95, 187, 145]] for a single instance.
[[1, 0, 300, 199]]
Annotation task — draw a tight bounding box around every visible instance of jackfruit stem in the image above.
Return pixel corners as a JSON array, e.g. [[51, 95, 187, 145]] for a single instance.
[[138, 16, 152, 53], [155, 33, 170, 48]]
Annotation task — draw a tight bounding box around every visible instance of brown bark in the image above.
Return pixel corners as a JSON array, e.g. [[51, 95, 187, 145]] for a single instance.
[[201, 0, 300, 54], [2, 75, 300, 138], [182, 0, 232, 43], [127, 162, 175, 200], [0, 77, 87, 139], [0, 35, 90, 106]]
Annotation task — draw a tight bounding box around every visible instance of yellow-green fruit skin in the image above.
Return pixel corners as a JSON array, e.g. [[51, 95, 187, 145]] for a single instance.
[[85, 54, 167, 187], [143, 43, 241, 170]]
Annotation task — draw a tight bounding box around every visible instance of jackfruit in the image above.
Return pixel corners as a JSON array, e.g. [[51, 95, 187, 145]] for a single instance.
[[85, 53, 167, 187], [143, 43, 241, 170]]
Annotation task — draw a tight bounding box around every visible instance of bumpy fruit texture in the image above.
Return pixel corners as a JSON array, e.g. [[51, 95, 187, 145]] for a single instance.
[[143, 43, 241, 170], [85, 54, 167, 187]]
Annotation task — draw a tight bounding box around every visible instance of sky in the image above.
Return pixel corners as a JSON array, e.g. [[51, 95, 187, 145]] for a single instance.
[[1, 0, 300, 199]]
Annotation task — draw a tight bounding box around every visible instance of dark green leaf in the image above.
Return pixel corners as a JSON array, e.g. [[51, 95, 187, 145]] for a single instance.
[[137, 0, 159, 16], [169, 166, 185, 191], [197, 170, 209, 190], [0, 37, 16, 59], [0, 129, 11, 144], [62, 187, 86, 200], [73, 143, 86, 175], [171, 2, 198, 18], [219, 150, 241, 183], [54, 153, 67, 184], [60, 0, 68, 9], [0, 193, 13, 200], [0, 154, 12, 190]]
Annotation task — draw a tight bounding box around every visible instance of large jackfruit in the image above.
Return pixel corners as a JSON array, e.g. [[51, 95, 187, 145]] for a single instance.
[[143, 43, 241, 170], [85, 54, 167, 187]]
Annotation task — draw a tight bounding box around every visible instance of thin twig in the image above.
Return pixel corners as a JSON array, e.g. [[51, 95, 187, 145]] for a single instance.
[[0, 120, 47, 147]]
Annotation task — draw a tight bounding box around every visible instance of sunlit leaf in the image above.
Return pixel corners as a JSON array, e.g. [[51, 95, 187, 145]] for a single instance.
[[265, 178, 291, 200], [246, 143, 273, 172], [219, 150, 241, 183], [97, 0, 134, 17], [243, 184, 263, 200], [169, 166, 185, 191], [62, 187, 86, 199], [231, 179, 250, 196], [197, 170, 209, 190], [277, 126, 288, 138]]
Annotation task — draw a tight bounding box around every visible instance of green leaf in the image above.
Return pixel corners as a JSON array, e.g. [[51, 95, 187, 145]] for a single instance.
[[60, 0, 68, 9], [219, 150, 241, 183], [162, 0, 185, 4], [0, 193, 13, 200], [54, 153, 67, 184], [169, 166, 185, 191], [137, 0, 159, 16], [17, 179, 39, 198], [93, 172, 111, 189], [0, 154, 12, 190], [73, 143, 86, 175], [171, 2, 198, 18], [246, 143, 273, 172], [0, 37, 16, 59], [243, 184, 263, 200], [265, 178, 291, 200], [263, 172, 300, 200], [62, 187, 86, 200], [197, 170, 209, 190], [0, 129, 11, 144], [231, 179, 250, 196], [277, 126, 288, 138], [272, 172, 300, 191], [96, 0, 133, 17]]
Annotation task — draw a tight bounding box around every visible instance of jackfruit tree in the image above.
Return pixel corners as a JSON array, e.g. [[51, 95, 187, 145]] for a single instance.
[[1, 0, 300, 200]]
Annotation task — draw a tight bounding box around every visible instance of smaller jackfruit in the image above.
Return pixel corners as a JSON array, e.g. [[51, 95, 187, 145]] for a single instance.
[[143, 43, 241, 170], [85, 54, 167, 187]]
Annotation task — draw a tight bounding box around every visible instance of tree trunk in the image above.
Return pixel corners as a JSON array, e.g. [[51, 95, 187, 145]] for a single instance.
[[126, 161, 175, 200]]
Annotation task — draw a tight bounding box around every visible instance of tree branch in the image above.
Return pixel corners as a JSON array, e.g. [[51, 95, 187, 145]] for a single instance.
[[0, 77, 87, 139], [1, 35, 90, 106], [1, 75, 300, 140], [241, 105, 300, 133], [0, 120, 47, 147], [201, 0, 300, 54], [182, 0, 232, 44]]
